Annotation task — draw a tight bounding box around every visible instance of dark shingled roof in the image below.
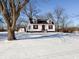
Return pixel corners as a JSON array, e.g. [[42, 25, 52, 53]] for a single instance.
[[37, 20, 47, 24], [31, 19, 54, 24]]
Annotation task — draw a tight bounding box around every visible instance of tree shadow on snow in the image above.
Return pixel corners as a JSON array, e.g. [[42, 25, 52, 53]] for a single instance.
[[0, 32, 71, 41], [16, 33, 70, 40]]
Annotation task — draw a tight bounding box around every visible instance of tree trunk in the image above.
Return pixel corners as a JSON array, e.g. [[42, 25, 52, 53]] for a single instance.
[[29, 18, 33, 23], [8, 27, 16, 41]]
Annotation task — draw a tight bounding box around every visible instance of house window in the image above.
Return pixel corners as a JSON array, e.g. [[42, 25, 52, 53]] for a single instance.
[[49, 25, 53, 29], [33, 25, 38, 29]]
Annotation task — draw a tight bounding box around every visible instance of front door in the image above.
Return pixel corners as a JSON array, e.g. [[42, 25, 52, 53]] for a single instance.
[[42, 25, 45, 31]]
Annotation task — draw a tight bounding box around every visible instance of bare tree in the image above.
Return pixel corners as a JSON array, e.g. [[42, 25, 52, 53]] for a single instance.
[[16, 17, 28, 32], [60, 15, 68, 32], [23, 1, 40, 23], [0, 18, 4, 23], [54, 7, 72, 32], [0, 18, 4, 29], [54, 7, 65, 31], [0, 0, 29, 40], [45, 12, 55, 22]]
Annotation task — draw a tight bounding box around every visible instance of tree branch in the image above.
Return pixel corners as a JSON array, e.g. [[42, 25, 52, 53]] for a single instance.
[[17, 0, 29, 13]]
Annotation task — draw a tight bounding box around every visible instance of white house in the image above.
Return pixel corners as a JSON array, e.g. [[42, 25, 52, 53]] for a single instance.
[[18, 28, 25, 32], [27, 19, 55, 32]]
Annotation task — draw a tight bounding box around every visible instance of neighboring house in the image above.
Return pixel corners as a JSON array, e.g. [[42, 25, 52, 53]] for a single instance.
[[18, 27, 25, 32], [16, 20, 28, 32], [27, 19, 55, 32], [17, 25, 27, 32]]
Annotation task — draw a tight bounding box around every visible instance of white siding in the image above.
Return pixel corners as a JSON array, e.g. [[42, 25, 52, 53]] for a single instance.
[[27, 24, 42, 31], [18, 28, 25, 32], [27, 24, 55, 32], [47, 25, 55, 31]]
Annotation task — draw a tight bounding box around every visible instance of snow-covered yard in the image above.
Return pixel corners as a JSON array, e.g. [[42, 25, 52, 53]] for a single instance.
[[0, 32, 79, 59]]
